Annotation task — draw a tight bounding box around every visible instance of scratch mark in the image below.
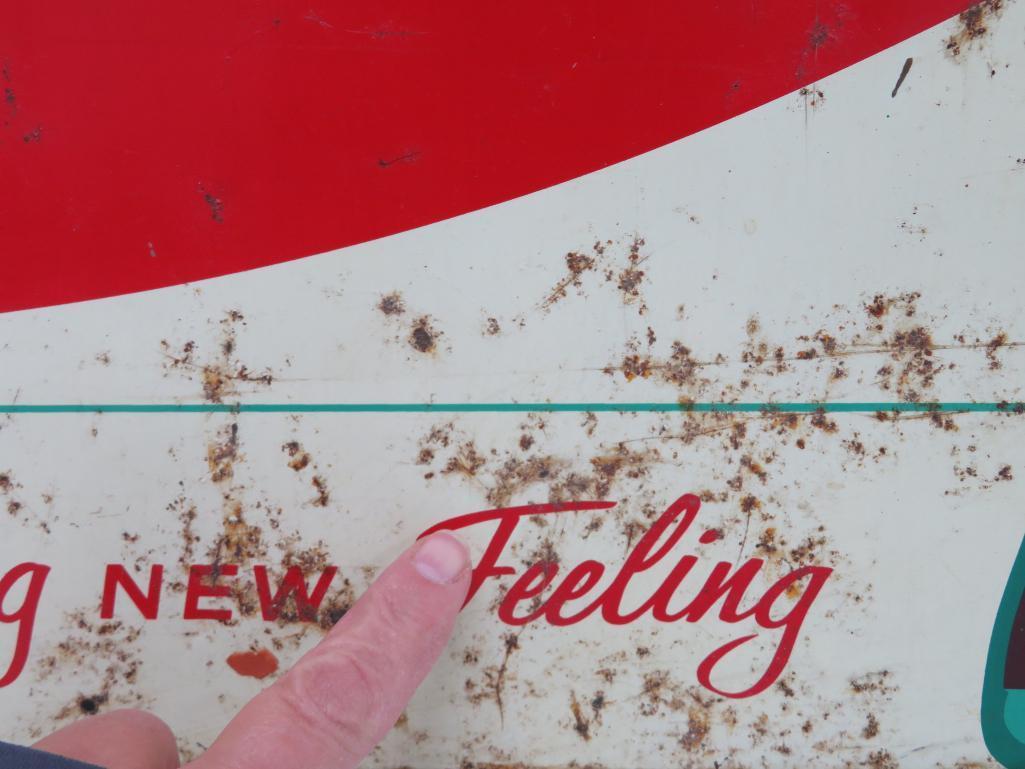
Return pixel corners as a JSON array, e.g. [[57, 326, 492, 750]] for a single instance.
[[377, 150, 421, 168], [344, 26, 426, 39], [303, 10, 334, 29]]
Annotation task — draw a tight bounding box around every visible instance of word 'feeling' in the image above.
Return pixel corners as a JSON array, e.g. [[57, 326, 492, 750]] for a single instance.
[[0, 494, 832, 697]]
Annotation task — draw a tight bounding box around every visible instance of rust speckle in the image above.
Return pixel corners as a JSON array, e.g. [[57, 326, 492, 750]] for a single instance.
[[542, 250, 597, 310], [311, 475, 330, 506], [864, 749, 899, 769], [987, 331, 1008, 369], [161, 311, 273, 403], [226, 647, 279, 679], [863, 712, 881, 739], [465, 632, 521, 721], [614, 237, 649, 314], [850, 670, 896, 696]]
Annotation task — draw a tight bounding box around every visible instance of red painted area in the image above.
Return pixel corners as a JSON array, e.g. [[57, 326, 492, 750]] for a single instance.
[[0, 1, 972, 312], [226, 647, 279, 679]]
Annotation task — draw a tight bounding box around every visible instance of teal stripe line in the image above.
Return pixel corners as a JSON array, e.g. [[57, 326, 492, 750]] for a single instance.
[[0, 402, 1021, 414]]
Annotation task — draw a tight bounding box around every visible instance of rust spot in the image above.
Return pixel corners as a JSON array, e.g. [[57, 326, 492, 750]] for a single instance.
[[226, 648, 279, 679], [409, 315, 441, 354], [569, 692, 591, 740], [678, 707, 711, 752], [799, 86, 826, 110], [282, 440, 311, 471], [207, 423, 240, 483], [377, 291, 406, 316]]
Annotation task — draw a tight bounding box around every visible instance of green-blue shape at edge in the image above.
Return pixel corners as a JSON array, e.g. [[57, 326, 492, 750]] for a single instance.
[[983, 534, 1025, 767]]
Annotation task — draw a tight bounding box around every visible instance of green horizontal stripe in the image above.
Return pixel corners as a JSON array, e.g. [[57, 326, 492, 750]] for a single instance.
[[0, 402, 1021, 414]]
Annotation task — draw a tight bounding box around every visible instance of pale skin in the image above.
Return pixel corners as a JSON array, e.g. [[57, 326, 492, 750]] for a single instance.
[[30, 531, 472, 769]]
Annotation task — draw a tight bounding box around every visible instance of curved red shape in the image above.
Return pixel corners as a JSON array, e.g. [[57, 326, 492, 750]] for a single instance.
[[0, 1, 971, 312]]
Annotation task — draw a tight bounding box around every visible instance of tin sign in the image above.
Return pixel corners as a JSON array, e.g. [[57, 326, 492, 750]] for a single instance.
[[2, 1, 1025, 767]]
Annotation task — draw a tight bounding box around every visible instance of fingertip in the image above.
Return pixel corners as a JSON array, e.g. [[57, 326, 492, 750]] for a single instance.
[[412, 530, 471, 586]]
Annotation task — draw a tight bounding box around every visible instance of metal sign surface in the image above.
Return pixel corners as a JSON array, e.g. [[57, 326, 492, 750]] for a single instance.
[[2, 2, 1025, 767]]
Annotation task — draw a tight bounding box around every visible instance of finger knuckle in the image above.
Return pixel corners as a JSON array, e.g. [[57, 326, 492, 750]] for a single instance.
[[276, 643, 389, 742]]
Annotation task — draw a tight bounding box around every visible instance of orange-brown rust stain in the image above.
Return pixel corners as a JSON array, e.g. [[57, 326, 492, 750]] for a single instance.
[[226, 647, 279, 679], [569, 691, 592, 740], [946, 0, 1005, 60], [282, 440, 311, 471], [207, 423, 239, 482]]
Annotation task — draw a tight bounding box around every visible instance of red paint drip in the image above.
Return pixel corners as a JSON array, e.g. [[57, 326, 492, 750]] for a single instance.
[[226, 647, 279, 679]]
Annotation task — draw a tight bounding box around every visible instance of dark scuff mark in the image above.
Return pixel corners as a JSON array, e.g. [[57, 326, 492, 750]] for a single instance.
[[202, 191, 224, 223], [891, 57, 913, 97], [378, 150, 420, 168], [22, 126, 41, 143]]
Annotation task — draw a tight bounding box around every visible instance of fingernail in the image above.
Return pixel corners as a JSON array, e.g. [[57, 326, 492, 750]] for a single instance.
[[413, 531, 471, 584]]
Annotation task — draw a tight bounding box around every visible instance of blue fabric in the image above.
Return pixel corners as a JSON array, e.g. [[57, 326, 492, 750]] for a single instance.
[[0, 742, 103, 769]]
